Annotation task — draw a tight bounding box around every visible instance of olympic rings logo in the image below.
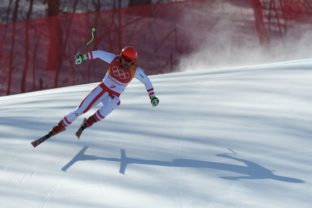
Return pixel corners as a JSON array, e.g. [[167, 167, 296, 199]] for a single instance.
[[112, 66, 130, 80]]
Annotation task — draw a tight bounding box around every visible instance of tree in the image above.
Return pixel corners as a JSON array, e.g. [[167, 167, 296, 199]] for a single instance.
[[46, 0, 62, 89], [6, 0, 19, 95], [21, 0, 34, 92], [129, 0, 152, 7]]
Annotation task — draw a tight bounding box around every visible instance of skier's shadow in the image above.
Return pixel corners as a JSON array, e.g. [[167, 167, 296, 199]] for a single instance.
[[61, 146, 304, 183]]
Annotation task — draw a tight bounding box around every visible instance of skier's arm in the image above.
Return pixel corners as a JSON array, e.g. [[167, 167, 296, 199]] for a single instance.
[[75, 50, 116, 64], [135, 67, 159, 106]]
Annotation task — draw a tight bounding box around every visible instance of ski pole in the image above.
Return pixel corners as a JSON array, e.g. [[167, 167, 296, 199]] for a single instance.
[[76, 27, 96, 56]]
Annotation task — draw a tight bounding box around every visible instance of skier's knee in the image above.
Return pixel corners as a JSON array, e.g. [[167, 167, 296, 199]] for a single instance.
[[66, 108, 83, 121], [73, 106, 85, 116]]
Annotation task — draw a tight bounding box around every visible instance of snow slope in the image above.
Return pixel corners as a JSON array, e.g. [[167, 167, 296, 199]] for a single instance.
[[1, 60, 312, 208]]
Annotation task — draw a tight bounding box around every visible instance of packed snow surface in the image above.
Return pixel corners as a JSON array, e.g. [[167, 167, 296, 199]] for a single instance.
[[1, 60, 312, 208]]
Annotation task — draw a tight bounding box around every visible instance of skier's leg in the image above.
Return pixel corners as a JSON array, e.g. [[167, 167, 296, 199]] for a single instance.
[[49, 84, 106, 136], [84, 95, 121, 128]]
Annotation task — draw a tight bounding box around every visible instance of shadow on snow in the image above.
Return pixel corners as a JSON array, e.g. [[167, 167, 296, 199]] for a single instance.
[[62, 146, 304, 183]]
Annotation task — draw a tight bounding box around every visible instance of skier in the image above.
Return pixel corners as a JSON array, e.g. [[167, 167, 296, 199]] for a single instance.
[[31, 46, 159, 147]]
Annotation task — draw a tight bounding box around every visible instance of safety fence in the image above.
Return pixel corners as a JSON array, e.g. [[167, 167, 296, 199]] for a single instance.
[[0, 0, 311, 95]]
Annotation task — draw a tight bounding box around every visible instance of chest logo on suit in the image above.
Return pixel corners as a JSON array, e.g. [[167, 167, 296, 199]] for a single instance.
[[111, 66, 130, 80]]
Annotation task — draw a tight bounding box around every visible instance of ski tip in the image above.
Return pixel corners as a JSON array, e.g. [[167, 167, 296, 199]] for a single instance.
[[31, 141, 37, 148], [75, 132, 81, 140], [31, 134, 50, 148], [76, 128, 84, 139], [75, 118, 87, 139]]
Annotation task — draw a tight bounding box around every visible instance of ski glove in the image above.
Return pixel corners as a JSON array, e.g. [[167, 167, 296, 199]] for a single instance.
[[150, 96, 159, 107], [75, 53, 87, 65]]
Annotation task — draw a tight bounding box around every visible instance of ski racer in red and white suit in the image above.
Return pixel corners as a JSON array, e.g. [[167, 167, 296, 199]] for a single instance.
[[48, 46, 159, 138]]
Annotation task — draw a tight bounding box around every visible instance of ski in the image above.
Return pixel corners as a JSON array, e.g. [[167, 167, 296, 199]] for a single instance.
[[76, 118, 87, 139], [31, 134, 51, 148]]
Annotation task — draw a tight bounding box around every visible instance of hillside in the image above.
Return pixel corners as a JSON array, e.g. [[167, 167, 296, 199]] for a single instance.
[[0, 60, 312, 208]]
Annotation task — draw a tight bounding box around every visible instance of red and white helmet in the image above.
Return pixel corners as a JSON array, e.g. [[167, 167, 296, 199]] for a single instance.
[[120, 46, 138, 62]]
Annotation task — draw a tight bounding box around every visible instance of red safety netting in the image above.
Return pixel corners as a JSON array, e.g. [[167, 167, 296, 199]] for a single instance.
[[0, 0, 311, 96]]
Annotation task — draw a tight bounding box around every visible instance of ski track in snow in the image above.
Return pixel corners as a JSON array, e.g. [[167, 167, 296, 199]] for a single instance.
[[0, 59, 312, 208]]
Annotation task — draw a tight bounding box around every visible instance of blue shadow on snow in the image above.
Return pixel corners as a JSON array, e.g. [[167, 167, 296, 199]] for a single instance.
[[61, 146, 304, 183]]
